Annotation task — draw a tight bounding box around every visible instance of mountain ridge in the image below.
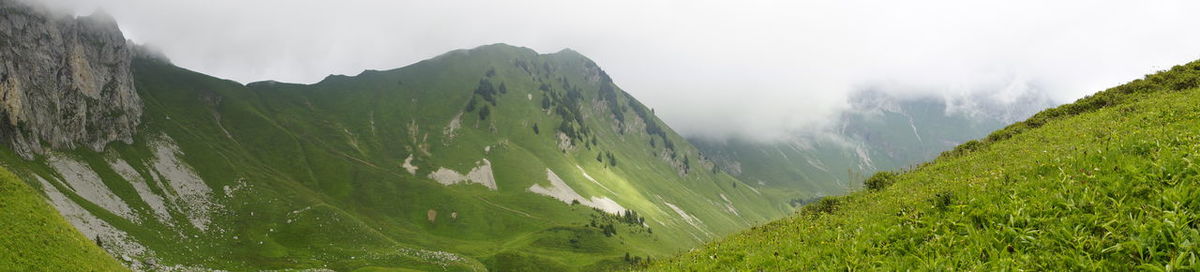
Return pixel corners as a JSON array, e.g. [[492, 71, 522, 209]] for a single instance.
[[0, 2, 793, 270]]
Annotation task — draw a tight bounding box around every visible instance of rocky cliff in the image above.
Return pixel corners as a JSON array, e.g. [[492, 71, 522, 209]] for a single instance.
[[0, 0, 141, 158]]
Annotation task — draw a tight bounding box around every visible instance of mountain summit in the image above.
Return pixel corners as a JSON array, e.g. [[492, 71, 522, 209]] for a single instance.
[[0, 1, 789, 270]]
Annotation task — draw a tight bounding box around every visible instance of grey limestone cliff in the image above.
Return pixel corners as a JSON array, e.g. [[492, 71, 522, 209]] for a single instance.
[[0, 0, 142, 158]]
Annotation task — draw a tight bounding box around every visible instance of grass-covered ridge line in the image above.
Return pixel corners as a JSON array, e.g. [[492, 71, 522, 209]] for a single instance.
[[649, 60, 1200, 270], [2, 43, 793, 271], [945, 60, 1200, 158]]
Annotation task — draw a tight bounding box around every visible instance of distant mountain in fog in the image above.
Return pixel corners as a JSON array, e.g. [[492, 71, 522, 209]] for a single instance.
[[692, 87, 1056, 203]]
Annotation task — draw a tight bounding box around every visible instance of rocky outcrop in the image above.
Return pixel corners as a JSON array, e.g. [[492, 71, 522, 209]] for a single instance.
[[0, 0, 142, 158]]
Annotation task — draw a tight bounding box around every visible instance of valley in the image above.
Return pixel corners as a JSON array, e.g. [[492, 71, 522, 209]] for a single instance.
[[3, 0, 1195, 271]]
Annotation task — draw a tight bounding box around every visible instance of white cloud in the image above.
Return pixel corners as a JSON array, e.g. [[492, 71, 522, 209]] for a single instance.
[[37, 0, 1200, 140]]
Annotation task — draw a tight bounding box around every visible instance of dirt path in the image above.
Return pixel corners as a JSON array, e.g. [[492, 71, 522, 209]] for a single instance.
[[474, 196, 540, 220]]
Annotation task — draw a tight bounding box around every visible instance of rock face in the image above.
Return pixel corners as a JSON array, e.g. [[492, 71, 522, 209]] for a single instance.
[[0, 0, 142, 158]]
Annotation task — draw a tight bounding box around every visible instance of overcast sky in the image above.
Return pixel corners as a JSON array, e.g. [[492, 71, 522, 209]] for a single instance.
[[39, 0, 1200, 140]]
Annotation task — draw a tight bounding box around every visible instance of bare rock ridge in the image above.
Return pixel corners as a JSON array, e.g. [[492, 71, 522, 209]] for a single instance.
[[0, 0, 142, 158]]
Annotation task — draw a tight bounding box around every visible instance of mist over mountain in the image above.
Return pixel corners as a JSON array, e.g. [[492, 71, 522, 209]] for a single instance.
[[5, 0, 1200, 271], [0, 1, 796, 270], [32, 0, 1200, 142], [691, 86, 1055, 200]]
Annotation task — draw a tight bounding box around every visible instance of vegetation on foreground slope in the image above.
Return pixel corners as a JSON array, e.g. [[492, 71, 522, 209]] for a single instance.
[[649, 60, 1200, 270], [0, 166, 127, 271]]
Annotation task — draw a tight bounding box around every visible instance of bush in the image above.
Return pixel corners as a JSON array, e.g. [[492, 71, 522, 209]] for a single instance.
[[864, 171, 897, 191], [943, 140, 983, 158], [931, 191, 954, 211], [801, 197, 840, 216]]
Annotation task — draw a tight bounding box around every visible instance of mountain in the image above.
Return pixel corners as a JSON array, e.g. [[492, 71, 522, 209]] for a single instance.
[[650, 60, 1200, 270], [0, 1, 789, 271], [692, 89, 1054, 203]]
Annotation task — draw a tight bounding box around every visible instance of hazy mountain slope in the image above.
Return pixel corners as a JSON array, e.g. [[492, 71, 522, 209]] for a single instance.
[[0, 2, 791, 268], [93, 45, 786, 270], [70, 47, 779, 271], [693, 90, 1053, 202], [650, 60, 1200, 270], [0, 165, 127, 271]]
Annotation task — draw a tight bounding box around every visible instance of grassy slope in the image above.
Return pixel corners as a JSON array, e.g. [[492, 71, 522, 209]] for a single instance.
[[650, 61, 1200, 270], [0, 166, 127, 271], [1, 44, 790, 271]]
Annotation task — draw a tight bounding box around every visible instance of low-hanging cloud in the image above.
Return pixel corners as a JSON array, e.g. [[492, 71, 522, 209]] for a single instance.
[[38, 0, 1200, 141]]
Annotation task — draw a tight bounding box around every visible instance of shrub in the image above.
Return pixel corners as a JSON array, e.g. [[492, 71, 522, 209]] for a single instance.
[[801, 197, 840, 216], [864, 171, 897, 191], [943, 140, 983, 158], [931, 191, 954, 211]]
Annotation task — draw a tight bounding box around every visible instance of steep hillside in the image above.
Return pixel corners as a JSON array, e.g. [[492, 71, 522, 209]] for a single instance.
[[651, 60, 1200, 270], [0, 0, 142, 158], [0, 165, 127, 271], [693, 90, 1052, 203], [0, 1, 792, 270]]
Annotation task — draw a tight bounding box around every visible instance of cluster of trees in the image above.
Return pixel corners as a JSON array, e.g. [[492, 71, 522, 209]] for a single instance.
[[590, 65, 681, 162], [630, 100, 676, 157], [620, 210, 645, 225], [599, 223, 617, 237], [464, 73, 507, 121], [623, 252, 652, 266], [598, 77, 626, 123], [588, 219, 618, 237], [587, 208, 648, 238], [537, 75, 595, 146], [474, 79, 498, 106]]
